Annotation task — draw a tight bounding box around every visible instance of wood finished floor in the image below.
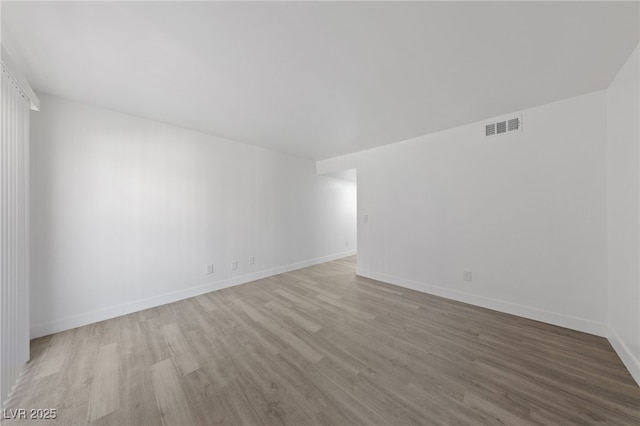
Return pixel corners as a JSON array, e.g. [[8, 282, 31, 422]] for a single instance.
[[5, 256, 640, 425]]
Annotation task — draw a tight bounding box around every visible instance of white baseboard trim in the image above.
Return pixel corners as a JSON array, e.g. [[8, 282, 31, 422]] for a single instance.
[[30, 250, 357, 338], [357, 268, 609, 338], [607, 326, 640, 386]]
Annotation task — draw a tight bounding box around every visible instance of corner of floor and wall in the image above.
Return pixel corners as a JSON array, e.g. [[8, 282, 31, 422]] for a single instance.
[[318, 43, 640, 386]]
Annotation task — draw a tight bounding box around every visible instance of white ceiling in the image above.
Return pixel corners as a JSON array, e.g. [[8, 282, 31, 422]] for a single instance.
[[2, 1, 638, 160]]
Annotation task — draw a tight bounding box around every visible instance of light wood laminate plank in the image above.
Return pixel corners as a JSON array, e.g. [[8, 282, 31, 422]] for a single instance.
[[150, 358, 197, 426], [88, 343, 119, 422]]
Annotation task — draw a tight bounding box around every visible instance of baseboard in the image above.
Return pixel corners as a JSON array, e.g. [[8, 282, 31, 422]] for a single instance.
[[30, 250, 357, 338], [607, 326, 640, 386], [357, 268, 609, 338]]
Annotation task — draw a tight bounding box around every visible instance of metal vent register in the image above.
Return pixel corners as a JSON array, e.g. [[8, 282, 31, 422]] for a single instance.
[[485, 116, 521, 137]]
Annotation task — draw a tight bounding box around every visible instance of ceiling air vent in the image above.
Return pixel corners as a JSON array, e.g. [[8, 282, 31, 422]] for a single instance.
[[485, 115, 522, 138]]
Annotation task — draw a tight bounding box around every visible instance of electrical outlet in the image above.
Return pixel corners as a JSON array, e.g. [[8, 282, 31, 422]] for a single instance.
[[206, 264, 214, 275], [463, 271, 472, 282], [231, 261, 238, 270], [249, 256, 255, 265]]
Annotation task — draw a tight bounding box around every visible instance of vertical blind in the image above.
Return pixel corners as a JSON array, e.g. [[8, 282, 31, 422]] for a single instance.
[[0, 59, 31, 408]]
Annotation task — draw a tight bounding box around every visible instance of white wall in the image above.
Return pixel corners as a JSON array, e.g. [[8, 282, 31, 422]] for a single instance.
[[607, 44, 640, 384], [319, 90, 609, 336], [30, 94, 357, 337]]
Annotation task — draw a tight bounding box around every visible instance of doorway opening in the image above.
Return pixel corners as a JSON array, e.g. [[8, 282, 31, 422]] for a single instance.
[[320, 168, 357, 267]]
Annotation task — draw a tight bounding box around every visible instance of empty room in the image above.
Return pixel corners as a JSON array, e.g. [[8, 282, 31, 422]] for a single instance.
[[1, 1, 639, 425]]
